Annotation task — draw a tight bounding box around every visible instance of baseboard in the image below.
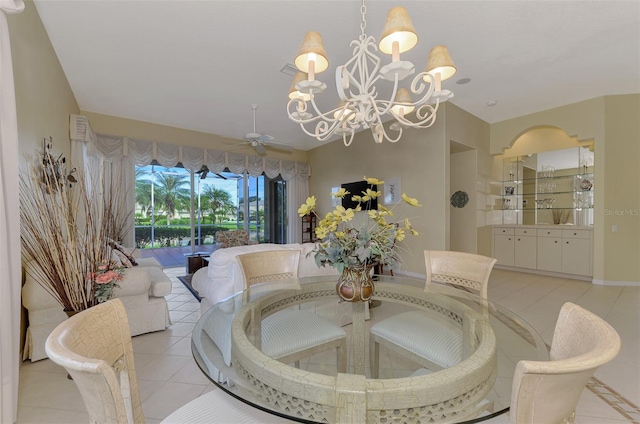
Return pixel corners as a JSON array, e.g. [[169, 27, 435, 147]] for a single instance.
[[592, 279, 640, 287], [493, 264, 593, 282]]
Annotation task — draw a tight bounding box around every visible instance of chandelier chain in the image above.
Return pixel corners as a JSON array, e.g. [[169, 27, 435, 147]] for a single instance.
[[360, 0, 367, 35]]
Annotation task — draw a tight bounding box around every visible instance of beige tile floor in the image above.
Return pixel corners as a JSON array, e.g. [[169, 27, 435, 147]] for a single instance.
[[16, 267, 639, 423]]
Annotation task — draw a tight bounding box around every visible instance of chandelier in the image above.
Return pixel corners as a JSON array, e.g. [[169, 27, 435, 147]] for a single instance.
[[286, 1, 457, 146]]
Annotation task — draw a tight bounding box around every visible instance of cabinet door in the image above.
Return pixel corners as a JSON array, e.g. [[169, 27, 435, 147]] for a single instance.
[[537, 237, 562, 272], [514, 236, 537, 269], [494, 234, 515, 266], [562, 238, 591, 276]]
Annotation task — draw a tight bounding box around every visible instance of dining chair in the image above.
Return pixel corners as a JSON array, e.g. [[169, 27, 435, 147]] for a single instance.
[[508, 302, 621, 424], [45, 298, 296, 423], [237, 250, 347, 373], [369, 250, 497, 377]]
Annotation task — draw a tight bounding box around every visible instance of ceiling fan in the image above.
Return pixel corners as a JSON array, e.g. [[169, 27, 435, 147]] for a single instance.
[[241, 104, 293, 156]]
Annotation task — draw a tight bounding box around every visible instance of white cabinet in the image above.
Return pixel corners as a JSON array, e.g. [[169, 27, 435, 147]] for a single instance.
[[514, 234, 537, 269], [537, 232, 562, 272], [493, 226, 592, 278], [493, 228, 515, 266], [561, 230, 591, 276], [494, 234, 515, 266]]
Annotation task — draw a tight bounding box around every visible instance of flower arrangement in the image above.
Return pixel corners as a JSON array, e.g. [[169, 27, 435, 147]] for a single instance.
[[88, 260, 125, 303], [298, 177, 421, 274], [20, 149, 132, 312]]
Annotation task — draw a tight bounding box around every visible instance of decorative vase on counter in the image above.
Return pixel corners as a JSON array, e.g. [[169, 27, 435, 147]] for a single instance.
[[336, 264, 374, 303]]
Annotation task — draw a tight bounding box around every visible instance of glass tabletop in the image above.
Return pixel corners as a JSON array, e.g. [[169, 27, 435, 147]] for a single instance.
[[191, 274, 549, 423]]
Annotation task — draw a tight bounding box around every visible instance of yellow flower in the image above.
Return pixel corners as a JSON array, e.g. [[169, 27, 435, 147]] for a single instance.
[[410, 228, 419, 236], [315, 226, 329, 239], [367, 210, 378, 219], [402, 193, 422, 207], [363, 176, 384, 185], [331, 188, 350, 198], [297, 196, 317, 216], [365, 188, 381, 199], [395, 228, 406, 241], [333, 205, 355, 222], [351, 195, 363, 203], [335, 231, 346, 238]]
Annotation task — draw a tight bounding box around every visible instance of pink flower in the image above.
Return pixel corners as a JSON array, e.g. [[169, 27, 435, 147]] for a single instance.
[[104, 270, 121, 281], [98, 264, 108, 271], [95, 273, 114, 284]]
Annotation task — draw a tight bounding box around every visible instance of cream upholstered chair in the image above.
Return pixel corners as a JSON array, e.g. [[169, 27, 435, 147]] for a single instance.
[[237, 250, 347, 372], [506, 302, 621, 424], [45, 298, 295, 423], [369, 250, 497, 377]]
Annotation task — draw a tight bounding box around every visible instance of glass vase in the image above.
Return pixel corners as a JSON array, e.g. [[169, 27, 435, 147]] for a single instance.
[[336, 264, 374, 303]]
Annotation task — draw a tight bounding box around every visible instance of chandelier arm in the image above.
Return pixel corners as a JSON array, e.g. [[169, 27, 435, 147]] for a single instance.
[[343, 130, 356, 147], [411, 72, 435, 105]]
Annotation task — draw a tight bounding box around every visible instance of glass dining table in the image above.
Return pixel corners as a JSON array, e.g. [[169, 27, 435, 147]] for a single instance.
[[191, 274, 549, 423]]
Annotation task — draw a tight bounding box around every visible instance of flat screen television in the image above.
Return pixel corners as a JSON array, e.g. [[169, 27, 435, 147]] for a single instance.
[[341, 180, 378, 210]]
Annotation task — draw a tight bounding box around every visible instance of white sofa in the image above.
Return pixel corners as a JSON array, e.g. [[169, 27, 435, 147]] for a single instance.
[[22, 257, 172, 361], [191, 243, 368, 371]]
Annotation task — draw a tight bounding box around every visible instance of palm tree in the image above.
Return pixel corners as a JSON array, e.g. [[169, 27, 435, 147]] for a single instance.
[[201, 186, 235, 224], [135, 169, 152, 219], [154, 173, 190, 225]]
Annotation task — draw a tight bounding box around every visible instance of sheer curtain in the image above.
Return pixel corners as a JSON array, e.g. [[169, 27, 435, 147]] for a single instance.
[[1, 1, 25, 422], [71, 116, 136, 248]]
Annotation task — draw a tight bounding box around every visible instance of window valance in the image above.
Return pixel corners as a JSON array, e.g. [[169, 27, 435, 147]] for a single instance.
[[69, 115, 310, 180]]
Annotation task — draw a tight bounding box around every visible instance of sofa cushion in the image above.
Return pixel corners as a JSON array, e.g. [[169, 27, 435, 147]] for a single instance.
[[146, 267, 172, 297], [114, 267, 151, 297]]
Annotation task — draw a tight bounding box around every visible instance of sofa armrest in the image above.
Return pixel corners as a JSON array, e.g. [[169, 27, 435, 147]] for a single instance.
[[114, 267, 152, 297]]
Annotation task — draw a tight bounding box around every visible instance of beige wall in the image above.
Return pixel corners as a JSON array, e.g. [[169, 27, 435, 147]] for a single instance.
[[83, 111, 309, 163], [489, 95, 640, 284], [7, 0, 81, 356], [8, 0, 80, 167], [602, 95, 640, 282]]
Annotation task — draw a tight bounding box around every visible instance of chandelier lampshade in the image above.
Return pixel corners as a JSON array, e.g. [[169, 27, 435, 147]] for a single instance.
[[425, 45, 457, 83], [287, 0, 457, 146], [294, 31, 329, 80], [391, 88, 415, 116], [378, 6, 418, 61]]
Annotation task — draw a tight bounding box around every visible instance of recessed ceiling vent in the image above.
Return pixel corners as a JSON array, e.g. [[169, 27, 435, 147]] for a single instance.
[[280, 63, 299, 76]]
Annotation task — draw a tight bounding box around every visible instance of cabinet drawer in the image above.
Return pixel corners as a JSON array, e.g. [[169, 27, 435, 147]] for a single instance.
[[562, 229, 591, 239], [493, 227, 515, 235], [515, 228, 534, 236], [537, 228, 563, 238]]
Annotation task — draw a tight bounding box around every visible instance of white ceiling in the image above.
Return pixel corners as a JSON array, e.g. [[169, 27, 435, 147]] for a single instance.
[[33, 1, 640, 152]]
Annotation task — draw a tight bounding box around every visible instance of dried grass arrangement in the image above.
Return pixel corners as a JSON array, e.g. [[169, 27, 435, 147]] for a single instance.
[[552, 209, 571, 225], [20, 154, 131, 312]]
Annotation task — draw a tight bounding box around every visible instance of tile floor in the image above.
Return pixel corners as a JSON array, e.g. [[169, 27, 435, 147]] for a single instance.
[[16, 267, 639, 423]]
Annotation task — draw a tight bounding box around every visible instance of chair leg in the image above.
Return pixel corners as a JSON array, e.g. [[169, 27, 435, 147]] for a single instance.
[[370, 338, 380, 379], [338, 339, 347, 373]]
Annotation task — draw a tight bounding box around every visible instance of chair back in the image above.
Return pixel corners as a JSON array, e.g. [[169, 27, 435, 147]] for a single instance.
[[45, 299, 144, 424], [237, 250, 300, 288], [424, 250, 497, 299], [511, 302, 621, 424]]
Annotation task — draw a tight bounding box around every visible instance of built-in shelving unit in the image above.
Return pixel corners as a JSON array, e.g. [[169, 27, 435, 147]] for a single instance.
[[495, 147, 594, 226]]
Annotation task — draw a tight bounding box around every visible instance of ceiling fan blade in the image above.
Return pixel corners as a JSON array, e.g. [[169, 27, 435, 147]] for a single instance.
[[263, 140, 293, 151], [258, 133, 274, 142], [254, 143, 267, 156]]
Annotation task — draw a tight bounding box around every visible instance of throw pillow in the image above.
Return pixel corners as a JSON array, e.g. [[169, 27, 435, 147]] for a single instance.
[[113, 248, 133, 268], [109, 241, 138, 266]]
